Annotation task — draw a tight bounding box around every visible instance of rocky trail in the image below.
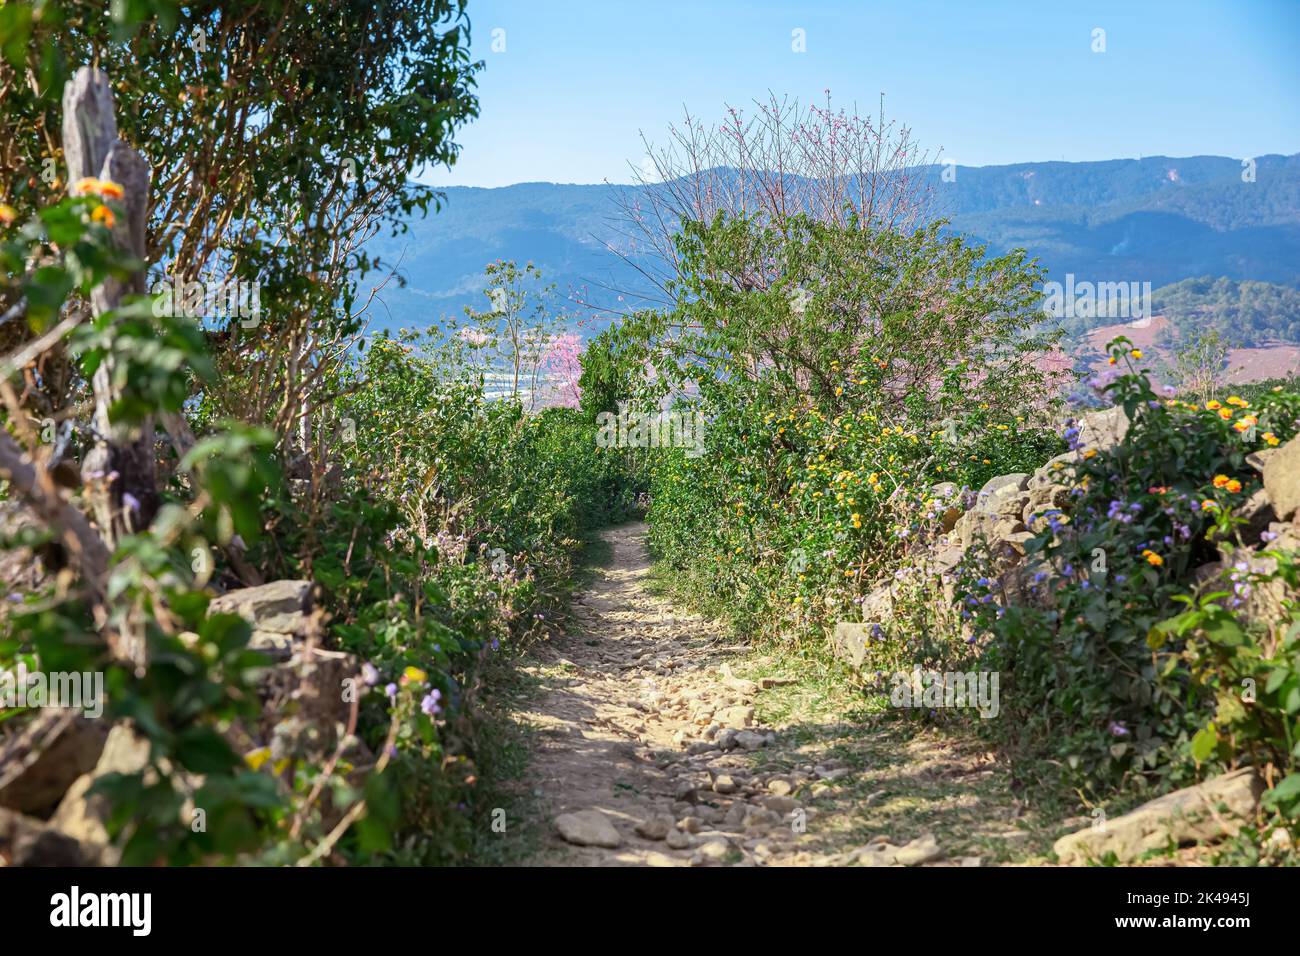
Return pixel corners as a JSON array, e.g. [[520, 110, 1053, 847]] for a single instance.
[[509, 523, 1057, 867]]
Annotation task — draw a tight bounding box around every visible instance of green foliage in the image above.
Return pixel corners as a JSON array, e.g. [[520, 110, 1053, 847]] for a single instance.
[[964, 337, 1300, 797], [1152, 552, 1300, 831], [637, 211, 1062, 644], [253, 333, 643, 863], [1155, 276, 1300, 347]]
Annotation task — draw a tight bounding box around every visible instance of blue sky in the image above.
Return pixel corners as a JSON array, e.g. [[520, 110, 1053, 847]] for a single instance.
[[422, 0, 1300, 188]]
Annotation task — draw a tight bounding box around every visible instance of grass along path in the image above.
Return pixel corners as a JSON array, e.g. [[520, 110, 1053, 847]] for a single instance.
[[507, 521, 1067, 867]]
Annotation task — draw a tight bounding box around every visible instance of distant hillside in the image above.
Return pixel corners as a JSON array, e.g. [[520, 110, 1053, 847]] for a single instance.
[[360, 154, 1300, 334], [1155, 277, 1300, 346], [1055, 276, 1300, 346]]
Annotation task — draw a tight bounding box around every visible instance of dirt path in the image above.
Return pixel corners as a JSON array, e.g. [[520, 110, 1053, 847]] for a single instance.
[[513, 522, 1057, 867]]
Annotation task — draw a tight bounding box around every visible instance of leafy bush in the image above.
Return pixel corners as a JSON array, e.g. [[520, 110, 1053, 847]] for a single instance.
[[965, 338, 1300, 797], [633, 211, 1063, 646], [265, 332, 642, 863]]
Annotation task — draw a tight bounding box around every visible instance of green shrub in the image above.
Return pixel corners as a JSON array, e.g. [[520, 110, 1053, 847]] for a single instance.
[[965, 337, 1300, 797]]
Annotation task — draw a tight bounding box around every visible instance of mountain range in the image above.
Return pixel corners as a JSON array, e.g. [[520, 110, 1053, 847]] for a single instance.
[[361, 153, 1300, 337]]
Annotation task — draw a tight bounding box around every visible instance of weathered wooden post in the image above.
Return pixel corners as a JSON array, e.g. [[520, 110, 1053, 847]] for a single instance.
[[62, 67, 158, 542]]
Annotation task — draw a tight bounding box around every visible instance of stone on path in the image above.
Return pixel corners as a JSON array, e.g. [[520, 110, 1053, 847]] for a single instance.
[[554, 809, 623, 848], [634, 814, 674, 841], [665, 827, 693, 849], [893, 833, 944, 866], [1053, 768, 1262, 864]]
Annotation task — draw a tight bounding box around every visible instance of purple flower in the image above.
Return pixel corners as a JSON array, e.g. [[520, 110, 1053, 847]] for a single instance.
[[384, 682, 398, 701], [361, 662, 380, 686], [1261, 530, 1278, 543], [123, 492, 141, 514], [1108, 721, 1129, 737], [421, 689, 443, 716]]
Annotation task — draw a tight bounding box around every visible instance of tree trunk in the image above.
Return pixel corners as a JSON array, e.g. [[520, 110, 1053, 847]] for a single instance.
[[62, 67, 158, 542]]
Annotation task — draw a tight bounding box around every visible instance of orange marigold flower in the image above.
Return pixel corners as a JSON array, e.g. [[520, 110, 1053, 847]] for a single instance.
[[90, 204, 115, 228], [1141, 550, 1164, 567], [1212, 474, 1230, 488], [1218, 408, 1233, 420], [72, 177, 102, 195], [1205, 400, 1222, 410], [1225, 479, 1242, 493], [96, 179, 125, 200]]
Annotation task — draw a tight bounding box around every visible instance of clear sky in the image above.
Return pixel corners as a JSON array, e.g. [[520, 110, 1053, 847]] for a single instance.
[[421, 0, 1300, 188]]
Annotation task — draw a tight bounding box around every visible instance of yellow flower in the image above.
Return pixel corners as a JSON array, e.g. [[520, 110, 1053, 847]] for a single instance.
[[1130, 349, 1143, 360], [72, 176, 102, 195], [90, 204, 115, 228], [97, 179, 125, 200], [401, 666, 428, 685], [1205, 400, 1222, 410], [1212, 474, 1230, 488], [0, 204, 15, 225], [1225, 479, 1242, 494], [1226, 395, 1248, 407], [835, 386, 843, 396], [1107, 356, 1117, 366], [1263, 432, 1280, 446], [1218, 408, 1233, 420], [1082, 449, 1097, 459]]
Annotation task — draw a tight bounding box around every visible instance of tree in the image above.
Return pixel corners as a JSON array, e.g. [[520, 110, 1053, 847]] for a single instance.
[[1170, 326, 1230, 405], [2, 0, 482, 456], [459, 260, 563, 410], [611, 92, 937, 303]]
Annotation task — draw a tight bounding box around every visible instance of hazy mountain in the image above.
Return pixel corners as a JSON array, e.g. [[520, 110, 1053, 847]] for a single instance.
[[360, 154, 1300, 335]]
